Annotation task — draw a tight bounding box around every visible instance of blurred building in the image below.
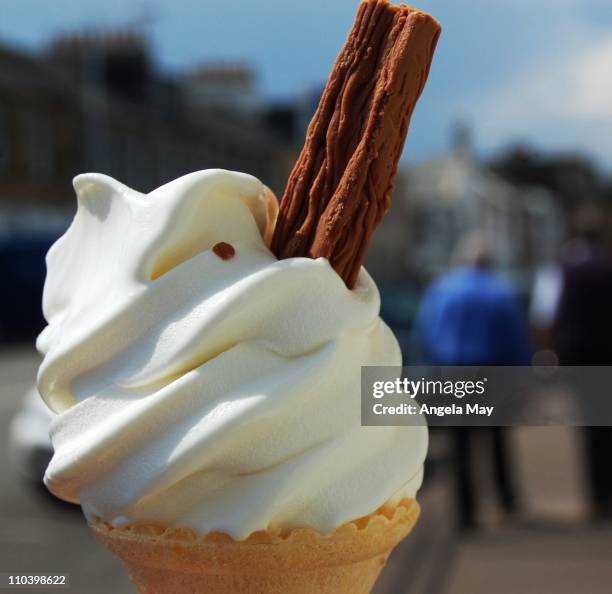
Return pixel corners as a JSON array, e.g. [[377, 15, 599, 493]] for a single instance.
[[366, 131, 565, 295], [182, 63, 260, 117], [491, 145, 612, 211], [0, 30, 297, 342], [263, 86, 324, 146], [0, 30, 295, 208]]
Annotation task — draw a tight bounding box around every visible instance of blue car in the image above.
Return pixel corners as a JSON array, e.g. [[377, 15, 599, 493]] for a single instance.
[[0, 232, 61, 342]]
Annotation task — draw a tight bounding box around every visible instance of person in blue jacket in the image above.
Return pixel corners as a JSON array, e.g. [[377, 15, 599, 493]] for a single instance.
[[415, 232, 531, 530]]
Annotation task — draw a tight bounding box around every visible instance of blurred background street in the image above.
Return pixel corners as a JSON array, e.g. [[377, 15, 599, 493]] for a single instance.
[[1, 0, 612, 592]]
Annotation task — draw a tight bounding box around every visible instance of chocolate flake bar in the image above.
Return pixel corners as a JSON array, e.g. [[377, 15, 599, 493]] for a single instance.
[[271, 0, 440, 288]]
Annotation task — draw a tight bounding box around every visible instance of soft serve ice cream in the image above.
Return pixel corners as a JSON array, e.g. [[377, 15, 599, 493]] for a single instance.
[[37, 169, 427, 540]]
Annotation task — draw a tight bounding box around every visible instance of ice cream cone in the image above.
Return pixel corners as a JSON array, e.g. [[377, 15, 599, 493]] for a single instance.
[[90, 498, 419, 594]]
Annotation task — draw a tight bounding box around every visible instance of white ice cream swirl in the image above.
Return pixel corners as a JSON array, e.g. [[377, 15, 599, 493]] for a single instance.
[[38, 169, 427, 539]]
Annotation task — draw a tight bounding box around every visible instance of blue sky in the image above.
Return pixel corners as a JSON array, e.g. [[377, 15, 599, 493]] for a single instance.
[[2, 0, 612, 172]]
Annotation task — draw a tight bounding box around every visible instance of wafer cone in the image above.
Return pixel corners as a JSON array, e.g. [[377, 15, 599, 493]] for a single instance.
[[90, 498, 419, 594]]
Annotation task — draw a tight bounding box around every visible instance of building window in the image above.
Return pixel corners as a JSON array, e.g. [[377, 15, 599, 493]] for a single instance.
[[0, 110, 9, 176], [82, 123, 113, 174], [24, 110, 55, 184], [125, 134, 154, 192], [158, 142, 193, 183]]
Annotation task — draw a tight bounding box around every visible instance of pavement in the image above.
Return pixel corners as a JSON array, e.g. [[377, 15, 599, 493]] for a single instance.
[[374, 426, 612, 594], [445, 523, 612, 594], [1, 347, 611, 594], [1, 348, 131, 594]]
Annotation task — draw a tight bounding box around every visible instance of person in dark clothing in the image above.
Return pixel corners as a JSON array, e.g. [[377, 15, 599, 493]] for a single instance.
[[415, 233, 531, 530], [553, 206, 612, 520]]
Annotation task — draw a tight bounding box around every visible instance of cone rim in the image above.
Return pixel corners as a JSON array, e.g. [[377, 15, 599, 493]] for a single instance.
[[90, 498, 419, 546]]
